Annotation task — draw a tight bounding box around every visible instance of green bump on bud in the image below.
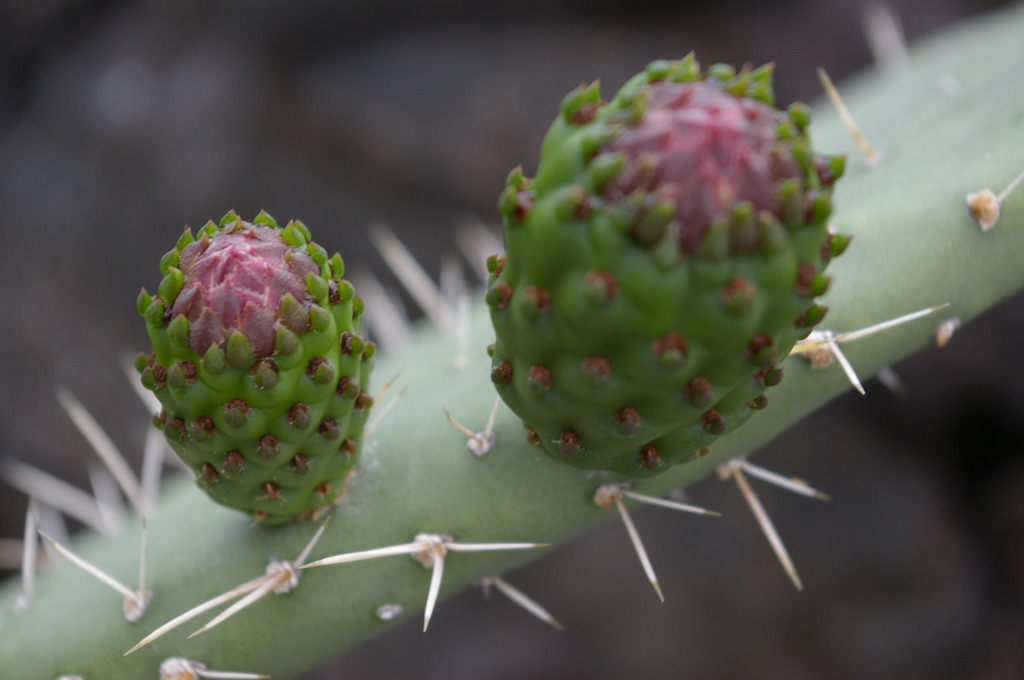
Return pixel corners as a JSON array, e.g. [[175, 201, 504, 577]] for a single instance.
[[362, 341, 376, 363], [526, 365, 553, 399], [585, 152, 625, 191], [644, 59, 674, 81], [139, 367, 158, 391], [136, 289, 153, 317], [252, 359, 279, 390], [251, 209, 278, 228], [488, 56, 845, 477], [721, 276, 757, 316], [328, 253, 345, 279], [758, 213, 789, 254], [810, 190, 835, 223], [145, 299, 166, 327], [518, 285, 551, 318], [281, 221, 307, 247], [306, 357, 335, 386], [631, 200, 676, 247], [826, 233, 854, 260], [306, 241, 328, 267], [133, 352, 149, 374], [306, 272, 329, 302], [158, 249, 178, 276], [201, 344, 227, 376], [795, 303, 829, 328], [652, 333, 687, 370], [334, 280, 355, 306], [175, 227, 196, 251], [165, 314, 190, 350], [505, 165, 526, 189], [290, 219, 312, 243], [309, 304, 333, 333], [168, 361, 196, 391], [138, 214, 374, 523], [486, 254, 506, 278], [581, 270, 618, 307], [665, 53, 700, 83], [486, 281, 513, 310], [729, 201, 758, 252], [819, 154, 846, 186], [226, 330, 255, 370], [279, 293, 309, 333], [759, 366, 783, 387], [787, 101, 811, 130], [706, 62, 736, 82], [560, 81, 603, 125], [777, 178, 805, 227], [219, 210, 240, 227], [275, 326, 301, 358], [699, 221, 730, 261], [701, 409, 726, 435]]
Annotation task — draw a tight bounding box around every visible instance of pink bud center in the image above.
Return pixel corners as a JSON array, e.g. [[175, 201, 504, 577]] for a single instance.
[[172, 226, 318, 356], [604, 81, 800, 252]]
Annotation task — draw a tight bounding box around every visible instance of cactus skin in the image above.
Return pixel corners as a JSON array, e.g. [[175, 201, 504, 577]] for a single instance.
[[489, 56, 846, 477], [136, 211, 375, 524], [3, 5, 1024, 678]]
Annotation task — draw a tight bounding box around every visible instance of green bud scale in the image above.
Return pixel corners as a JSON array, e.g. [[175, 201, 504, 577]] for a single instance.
[[488, 56, 847, 477], [137, 211, 374, 523]]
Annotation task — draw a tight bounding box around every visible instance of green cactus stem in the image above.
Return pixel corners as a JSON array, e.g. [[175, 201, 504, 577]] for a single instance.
[[137, 211, 375, 524], [3, 4, 1024, 678]]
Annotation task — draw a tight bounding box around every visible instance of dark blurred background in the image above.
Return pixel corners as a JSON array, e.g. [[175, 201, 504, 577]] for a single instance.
[[1, 1, 1022, 678]]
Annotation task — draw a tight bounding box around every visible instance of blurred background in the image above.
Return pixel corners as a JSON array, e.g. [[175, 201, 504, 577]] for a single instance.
[[1, 1, 1022, 678]]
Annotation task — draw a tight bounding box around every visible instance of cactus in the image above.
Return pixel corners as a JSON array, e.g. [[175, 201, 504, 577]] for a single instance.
[[2, 5, 1024, 678], [488, 56, 846, 477], [136, 210, 375, 525]]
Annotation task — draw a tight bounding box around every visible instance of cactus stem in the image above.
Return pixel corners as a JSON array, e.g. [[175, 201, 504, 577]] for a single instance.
[[38, 525, 152, 622], [371, 224, 455, 330], [158, 657, 269, 680], [593, 484, 665, 603], [966, 166, 1024, 231], [730, 457, 830, 502], [300, 533, 546, 632], [126, 519, 328, 656], [717, 461, 803, 591], [56, 386, 145, 515], [443, 396, 501, 457], [478, 574, 565, 631], [817, 67, 882, 167], [790, 303, 950, 393]]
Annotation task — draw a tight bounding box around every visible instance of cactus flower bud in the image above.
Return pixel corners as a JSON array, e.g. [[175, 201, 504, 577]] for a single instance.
[[138, 211, 374, 523], [488, 56, 846, 477]]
